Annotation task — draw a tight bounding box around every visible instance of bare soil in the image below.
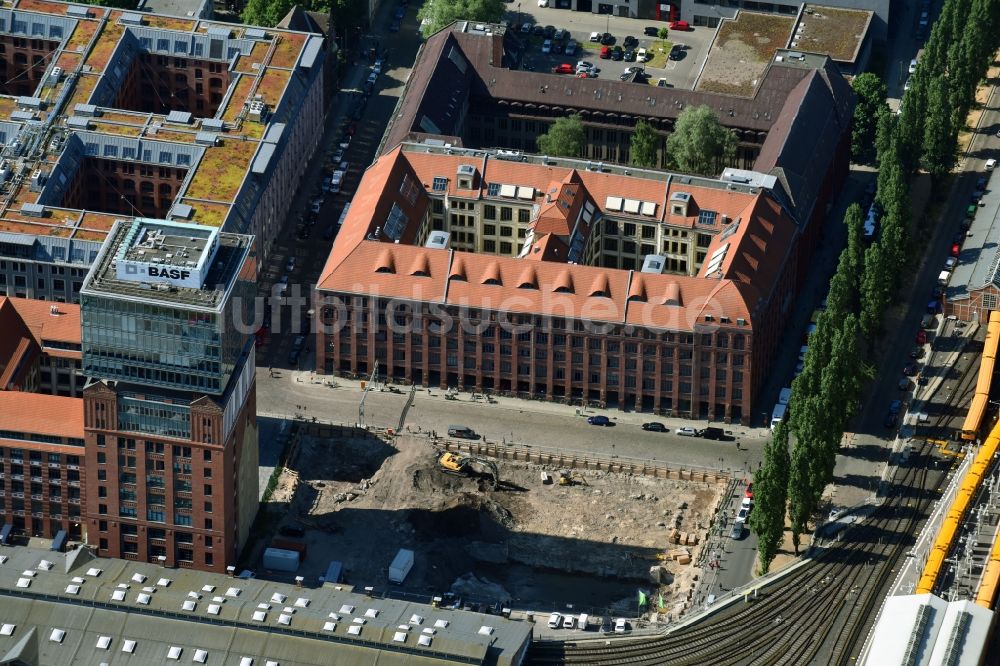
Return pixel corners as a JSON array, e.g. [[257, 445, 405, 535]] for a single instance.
[[267, 432, 727, 616]]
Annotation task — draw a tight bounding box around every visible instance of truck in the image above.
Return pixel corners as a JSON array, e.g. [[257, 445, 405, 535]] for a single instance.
[[322, 560, 344, 585], [778, 387, 792, 406], [388, 548, 414, 584], [770, 403, 788, 431], [263, 548, 300, 573]]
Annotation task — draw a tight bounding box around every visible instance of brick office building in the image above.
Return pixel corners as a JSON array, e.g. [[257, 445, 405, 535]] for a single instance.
[[0, 296, 83, 396], [80, 218, 258, 572], [316, 145, 799, 423], [0, 392, 86, 542]]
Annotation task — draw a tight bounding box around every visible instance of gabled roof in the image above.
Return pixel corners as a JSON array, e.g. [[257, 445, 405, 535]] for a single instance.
[[0, 392, 84, 441], [318, 146, 800, 333]]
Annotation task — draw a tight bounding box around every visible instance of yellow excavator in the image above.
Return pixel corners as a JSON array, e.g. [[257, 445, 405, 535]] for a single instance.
[[438, 452, 500, 489], [558, 470, 588, 486]]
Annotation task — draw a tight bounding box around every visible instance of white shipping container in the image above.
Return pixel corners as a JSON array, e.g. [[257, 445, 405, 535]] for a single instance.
[[388, 548, 414, 584], [263, 548, 300, 573]]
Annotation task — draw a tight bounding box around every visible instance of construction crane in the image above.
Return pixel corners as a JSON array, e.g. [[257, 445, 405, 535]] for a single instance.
[[438, 452, 500, 489]]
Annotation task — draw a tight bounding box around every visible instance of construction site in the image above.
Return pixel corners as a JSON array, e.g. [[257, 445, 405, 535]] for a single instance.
[[260, 425, 731, 619]]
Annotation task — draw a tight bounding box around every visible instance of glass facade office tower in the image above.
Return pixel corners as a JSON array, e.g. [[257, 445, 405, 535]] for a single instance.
[[80, 219, 258, 572]]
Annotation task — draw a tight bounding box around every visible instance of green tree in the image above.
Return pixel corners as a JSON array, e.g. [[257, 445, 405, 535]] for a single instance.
[[417, 0, 505, 36], [860, 241, 891, 341], [629, 120, 660, 168], [787, 420, 820, 554], [749, 421, 790, 574], [664, 105, 737, 176], [850, 73, 888, 164], [922, 73, 956, 179], [875, 104, 894, 165], [843, 203, 865, 286], [657, 27, 670, 39], [536, 114, 586, 158], [241, 0, 296, 27]]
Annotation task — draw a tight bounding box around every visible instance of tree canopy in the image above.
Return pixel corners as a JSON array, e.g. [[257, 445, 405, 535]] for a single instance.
[[417, 0, 505, 36], [537, 113, 586, 158], [850, 73, 888, 164], [241, 0, 296, 27], [629, 120, 660, 168], [664, 105, 737, 176]]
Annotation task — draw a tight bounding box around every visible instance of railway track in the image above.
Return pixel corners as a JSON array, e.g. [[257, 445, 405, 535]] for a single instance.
[[527, 441, 938, 666]]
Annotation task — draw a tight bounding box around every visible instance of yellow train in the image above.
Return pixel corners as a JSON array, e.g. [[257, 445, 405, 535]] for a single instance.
[[961, 311, 1000, 441]]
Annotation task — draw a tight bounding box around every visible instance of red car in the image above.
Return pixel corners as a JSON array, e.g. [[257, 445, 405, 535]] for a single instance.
[[745, 482, 753, 499], [951, 243, 961, 257], [600, 46, 611, 59], [669, 20, 690, 30], [552, 63, 573, 74], [915, 329, 927, 345]]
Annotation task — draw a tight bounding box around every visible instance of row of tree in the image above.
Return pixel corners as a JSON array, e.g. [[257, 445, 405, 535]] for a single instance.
[[750, 0, 1000, 573], [537, 105, 736, 175]]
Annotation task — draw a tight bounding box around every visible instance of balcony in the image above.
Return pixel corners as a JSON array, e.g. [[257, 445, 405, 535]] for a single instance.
[[30, 476, 42, 483], [30, 494, 42, 501], [50, 513, 62, 520], [123, 552, 138, 560], [28, 459, 41, 466], [11, 491, 24, 499], [47, 462, 60, 469], [10, 458, 22, 464], [68, 497, 81, 505], [10, 474, 23, 481], [49, 479, 61, 485], [68, 480, 80, 488], [67, 465, 80, 471]]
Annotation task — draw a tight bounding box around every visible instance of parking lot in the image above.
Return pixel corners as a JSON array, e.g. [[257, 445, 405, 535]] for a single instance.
[[507, 6, 715, 89]]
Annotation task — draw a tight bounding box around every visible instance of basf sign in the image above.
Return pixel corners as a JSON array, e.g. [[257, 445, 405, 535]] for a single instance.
[[116, 260, 205, 289]]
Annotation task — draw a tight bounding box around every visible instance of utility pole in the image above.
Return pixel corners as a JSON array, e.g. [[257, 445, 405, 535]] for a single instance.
[[358, 360, 379, 427]]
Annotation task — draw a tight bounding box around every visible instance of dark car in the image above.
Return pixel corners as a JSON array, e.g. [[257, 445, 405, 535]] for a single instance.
[[927, 300, 942, 314], [288, 348, 301, 366], [279, 524, 306, 538], [902, 363, 917, 376], [611, 46, 624, 60], [897, 377, 910, 391], [889, 399, 902, 415], [622, 35, 638, 48], [543, 25, 556, 38], [600, 32, 615, 45], [701, 427, 725, 440], [642, 422, 667, 432], [587, 415, 612, 426], [669, 44, 686, 60], [884, 412, 898, 428], [624, 49, 636, 61], [389, 19, 400, 31], [644, 26, 659, 36], [532, 24, 545, 36], [394, 6, 405, 19]]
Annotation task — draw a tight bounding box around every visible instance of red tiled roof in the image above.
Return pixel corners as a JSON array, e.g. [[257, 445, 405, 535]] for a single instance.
[[6, 297, 81, 346], [0, 297, 39, 390], [0, 392, 84, 440], [317, 148, 800, 332]]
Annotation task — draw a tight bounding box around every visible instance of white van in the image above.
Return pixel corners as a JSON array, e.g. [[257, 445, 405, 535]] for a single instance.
[[770, 403, 787, 431], [562, 615, 576, 629], [548, 613, 561, 629], [578, 613, 589, 631], [938, 270, 951, 286], [986, 158, 996, 171]]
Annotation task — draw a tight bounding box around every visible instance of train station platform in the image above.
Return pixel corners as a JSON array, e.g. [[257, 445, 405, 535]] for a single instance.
[[862, 594, 992, 666]]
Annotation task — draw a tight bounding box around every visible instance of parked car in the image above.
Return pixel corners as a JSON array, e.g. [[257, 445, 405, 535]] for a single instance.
[[676, 426, 700, 437], [542, 39, 553, 54], [889, 399, 903, 415], [622, 35, 638, 48], [589, 31, 601, 42], [884, 411, 898, 428], [636, 47, 649, 61], [600, 32, 615, 45], [644, 26, 659, 36], [745, 483, 754, 499], [642, 422, 667, 432], [614, 618, 629, 634], [285, 256, 296, 272], [902, 363, 917, 376], [656, 77, 670, 87], [916, 329, 927, 345], [611, 46, 624, 60], [669, 20, 690, 30], [730, 519, 745, 539], [548, 613, 562, 629], [552, 63, 574, 74], [898, 377, 910, 391], [389, 19, 400, 31], [736, 507, 749, 522], [669, 44, 685, 60], [564, 40, 577, 55], [904, 76, 912, 91], [521, 23, 533, 35], [951, 243, 961, 257], [600, 46, 611, 59], [587, 415, 611, 426], [310, 200, 322, 214], [576, 60, 595, 71], [532, 24, 545, 36], [624, 49, 636, 62], [543, 25, 556, 38], [553, 28, 568, 41]]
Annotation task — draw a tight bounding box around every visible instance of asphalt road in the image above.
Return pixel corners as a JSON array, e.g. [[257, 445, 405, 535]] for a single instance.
[[257, 369, 766, 474], [508, 5, 713, 89], [885, 0, 938, 109]]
